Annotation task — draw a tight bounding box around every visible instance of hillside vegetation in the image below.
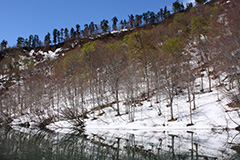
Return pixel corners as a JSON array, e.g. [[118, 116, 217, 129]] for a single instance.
[[0, 0, 239, 130]]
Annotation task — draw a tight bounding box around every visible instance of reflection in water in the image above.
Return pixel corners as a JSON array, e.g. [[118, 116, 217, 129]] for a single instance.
[[0, 126, 239, 160]]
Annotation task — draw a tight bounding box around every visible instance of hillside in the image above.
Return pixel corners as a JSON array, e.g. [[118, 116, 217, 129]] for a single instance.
[[0, 0, 239, 139]]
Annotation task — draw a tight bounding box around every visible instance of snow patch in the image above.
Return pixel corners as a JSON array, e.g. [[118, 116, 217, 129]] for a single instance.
[[29, 50, 35, 56]]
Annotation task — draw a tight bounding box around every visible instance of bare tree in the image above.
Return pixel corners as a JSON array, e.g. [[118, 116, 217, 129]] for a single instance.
[[125, 31, 156, 99], [182, 51, 198, 125], [105, 41, 127, 115], [122, 60, 140, 122], [161, 37, 184, 121]]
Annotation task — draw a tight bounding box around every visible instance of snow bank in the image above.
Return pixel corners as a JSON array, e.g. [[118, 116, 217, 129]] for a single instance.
[[46, 120, 76, 134], [83, 89, 238, 132], [28, 48, 63, 61], [38, 48, 63, 59]]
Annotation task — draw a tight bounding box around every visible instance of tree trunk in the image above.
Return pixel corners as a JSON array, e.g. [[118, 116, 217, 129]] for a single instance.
[[145, 65, 150, 99], [187, 85, 191, 102], [169, 98, 174, 121], [189, 100, 193, 125], [192, 93, 196, 110], [200, 75, 204, 92], [207, 68, 212, 92], [170, 135, 176, 159], [116, 89, 120, 115], [115, 79, 120, 116]]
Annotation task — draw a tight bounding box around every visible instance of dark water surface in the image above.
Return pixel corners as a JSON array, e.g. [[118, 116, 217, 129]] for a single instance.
[[0, 126, 239, 160]]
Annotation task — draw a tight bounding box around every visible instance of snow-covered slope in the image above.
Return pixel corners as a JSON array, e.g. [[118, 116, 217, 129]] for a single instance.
[[43, 75, 239, 133], [84, 89, 237, 131]]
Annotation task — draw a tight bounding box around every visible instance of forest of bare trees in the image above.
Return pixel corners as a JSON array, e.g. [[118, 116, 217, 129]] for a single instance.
[[0, 0, 239, 128]]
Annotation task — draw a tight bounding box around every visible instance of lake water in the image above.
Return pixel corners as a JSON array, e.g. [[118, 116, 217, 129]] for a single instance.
[[0, 126, 239, 160]]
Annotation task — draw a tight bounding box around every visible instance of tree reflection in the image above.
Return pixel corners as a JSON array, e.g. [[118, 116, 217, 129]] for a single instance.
[[0, 127, 239, 160]]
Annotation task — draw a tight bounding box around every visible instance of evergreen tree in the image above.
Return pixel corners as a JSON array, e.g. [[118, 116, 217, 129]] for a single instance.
[[94, 24, 99, 33], [32, 38, 36, 48], [128, 14, 135, 28], [186, 2, 193, 10], [24, 38, 28, 47], [17, 37, 25, 48], [195, 0, 207, 4], [64, 28, 69, 40], [36, 35, 42, 47], [89, 22, 95, 35], [135, 14, 142, 27], [180, 2, 184, 11], [163, 6, 170, 19], [143, 11, 150, 24], [82, 24, 89, 37], [28, 35, 33, 48], [0, 40, 7, 50], [33, 35, 41, 48], [123, 19, 127, 28], [32, 36, 36, 48], [172, 0, 184, 13], [157, 8, 164, 21], [120, 20, 124, 29], [70, 27, 76, 39], [100, 19, 109, 32], [60, 28, 64, 43], [44, 32, 51, 46], [164, 6, 168, 16], [53, 29, 58, 44], [112, 16, 118, 30], [57, 30, 60, 44], [149, 11, 156, 24], [76, 24, 81, 38]]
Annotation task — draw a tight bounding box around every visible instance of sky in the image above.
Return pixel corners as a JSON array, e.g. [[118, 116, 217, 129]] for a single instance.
[[0, 0, 195, 47]]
